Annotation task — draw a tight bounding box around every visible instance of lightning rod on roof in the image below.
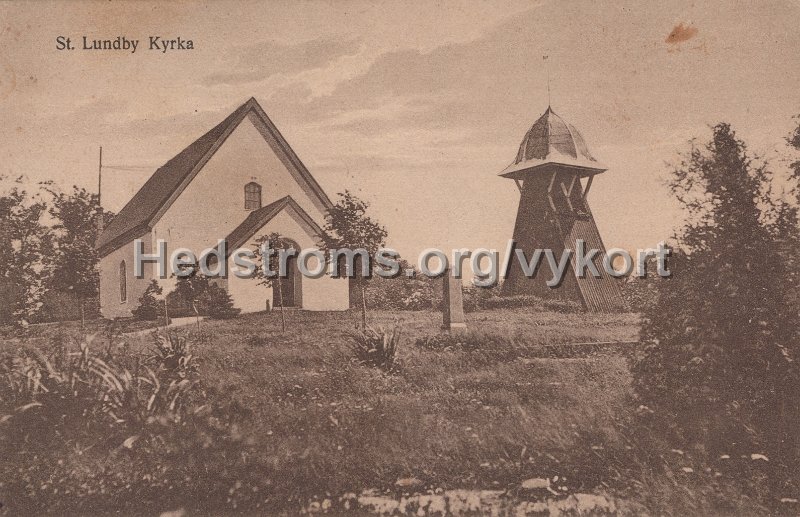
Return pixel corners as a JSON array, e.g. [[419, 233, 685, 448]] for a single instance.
[[543, 54, 551, 108], [98, 146, 102, 207], [96, 146, 105, 235]]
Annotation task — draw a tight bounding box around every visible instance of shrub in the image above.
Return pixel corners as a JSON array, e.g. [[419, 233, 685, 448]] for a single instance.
[[462, 287, 584, 313], [620, 255, 663, 312], [348, 326, 401, 371], [132, 280, 164, 321], [484, 294, 582, 313], [0, 333, 199, 446], [167, 273, 212, 317], [0, 277, 23, 325], [149, 332, 199, 382], [365, 273, 436, 311], [36, 291, 101, 323], [462, 286, 497, 311], [632, 124, 800, 508], [0, 331, 263, 515], [206, 284, 241, 320]]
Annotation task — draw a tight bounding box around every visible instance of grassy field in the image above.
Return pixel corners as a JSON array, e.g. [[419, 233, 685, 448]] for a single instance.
[[3, 308, 763, 515], [188, 308, 639, 492]]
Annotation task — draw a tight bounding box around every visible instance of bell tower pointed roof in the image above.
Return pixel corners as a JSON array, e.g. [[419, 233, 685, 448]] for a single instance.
[[500, 106, 606, 179]]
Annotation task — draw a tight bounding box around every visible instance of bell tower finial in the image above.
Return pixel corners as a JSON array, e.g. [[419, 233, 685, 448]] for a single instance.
[[543, 54, 551, 108]]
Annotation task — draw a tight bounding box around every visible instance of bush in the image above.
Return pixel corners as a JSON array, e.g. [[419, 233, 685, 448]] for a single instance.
[[149, 332, 199, 382], [632, 124, 800, 509], [0, 277, 23, 325], [462, 287, 584, 313], [206, 284, 241, 320], [415, 331, 507, 352], [620, 255, 663, 312], [462, 286, 497, 311], [0, 332, 199, 448], [132, 280, 164, 321], [365, 273, 436, 311], [35, 291, 101, 323], [167, 275, 240, 320], [367, 277, 586, 314], [484, 294, 582, 313], [166, 273, 212, 317], [348, 326, 401, 371], [0, 330, 262, 515]]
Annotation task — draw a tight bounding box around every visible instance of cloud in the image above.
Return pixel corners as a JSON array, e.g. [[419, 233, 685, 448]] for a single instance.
[[4, 0, 800, 259], [201, 37, 361, 86]]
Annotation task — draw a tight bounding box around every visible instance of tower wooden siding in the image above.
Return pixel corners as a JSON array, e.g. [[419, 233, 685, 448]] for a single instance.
[[500, 108, 625, 312]]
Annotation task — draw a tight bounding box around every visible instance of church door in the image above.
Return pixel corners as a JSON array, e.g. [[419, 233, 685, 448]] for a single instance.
[[273, 242, 302, 308]]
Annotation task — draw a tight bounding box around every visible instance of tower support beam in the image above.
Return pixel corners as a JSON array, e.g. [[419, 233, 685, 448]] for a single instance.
[[584, 175, 594, 198], [546, 171, 558, 211]]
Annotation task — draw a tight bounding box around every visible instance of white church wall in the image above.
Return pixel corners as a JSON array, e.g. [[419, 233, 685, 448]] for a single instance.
[[301, 271, 350, 311], [226, 210, 349, 313], [99, 231, 154, 319], [151, 115, 328, 259]]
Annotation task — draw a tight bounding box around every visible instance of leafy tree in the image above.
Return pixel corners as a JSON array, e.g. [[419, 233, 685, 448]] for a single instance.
[[633, 124, 800, 467], [0, 180, 52, 324], [132, 280, 164, 321], [788, 115, 800, 189], [620, 251, 671, 312], [45, 185, 113, 324], [253, 232, 294, 333], [320, 191, 388, 328], [0, 278, 23, 325], [207, 284, 240, 320], [778, 116, 800, 299]]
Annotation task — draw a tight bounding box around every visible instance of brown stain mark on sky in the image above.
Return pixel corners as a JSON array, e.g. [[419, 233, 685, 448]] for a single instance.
[[665, 23, 698, 44]]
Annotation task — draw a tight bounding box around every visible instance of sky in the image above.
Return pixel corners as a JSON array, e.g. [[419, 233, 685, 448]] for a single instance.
[[1, 0, 799, 261]]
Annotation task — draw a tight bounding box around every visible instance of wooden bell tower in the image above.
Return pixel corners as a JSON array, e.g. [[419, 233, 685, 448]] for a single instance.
[[500, 106, 624, 312]]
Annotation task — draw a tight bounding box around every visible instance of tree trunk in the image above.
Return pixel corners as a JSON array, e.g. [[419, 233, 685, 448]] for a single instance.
[[163, 299, 170, 329], [80, 298, 85, 331], [277, 280, 286, 333], [360, 277, 367, 329]]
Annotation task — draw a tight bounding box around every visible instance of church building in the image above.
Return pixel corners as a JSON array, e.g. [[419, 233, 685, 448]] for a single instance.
[[96, 98, 350, 318]]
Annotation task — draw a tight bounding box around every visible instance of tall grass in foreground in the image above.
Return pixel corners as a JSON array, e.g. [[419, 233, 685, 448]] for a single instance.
[[0, 330, 257, 515], [2, 334, 198, 433]]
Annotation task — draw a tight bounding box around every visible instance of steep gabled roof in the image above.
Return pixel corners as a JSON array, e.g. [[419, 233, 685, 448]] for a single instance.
[[224, 195, 324, 255], [97, 97, 332, 257]]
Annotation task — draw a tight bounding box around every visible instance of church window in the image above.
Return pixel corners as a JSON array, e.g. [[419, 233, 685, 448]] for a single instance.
[[245, 182, 262, 210], [119, 260, 127, 303]]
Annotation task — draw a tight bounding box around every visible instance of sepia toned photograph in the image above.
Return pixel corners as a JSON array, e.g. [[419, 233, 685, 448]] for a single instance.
[[1, 1, 799, 515]]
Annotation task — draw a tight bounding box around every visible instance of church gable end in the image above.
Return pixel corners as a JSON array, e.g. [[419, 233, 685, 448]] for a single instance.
[[96, 97, 332, 258]]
